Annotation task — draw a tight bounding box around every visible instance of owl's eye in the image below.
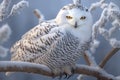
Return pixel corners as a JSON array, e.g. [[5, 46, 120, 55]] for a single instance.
[[80, 16, 86, 20], [66, 16, 73, 19]]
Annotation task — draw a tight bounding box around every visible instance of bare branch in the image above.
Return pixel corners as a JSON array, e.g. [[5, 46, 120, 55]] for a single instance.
[[33, 9, 44, 23], [99, 48, 120, 68], [84, 53, 91, 66], [0, 61, 116, 80]]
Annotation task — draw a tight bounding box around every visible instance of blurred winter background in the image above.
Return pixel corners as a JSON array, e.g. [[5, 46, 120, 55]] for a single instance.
[[0, 0, 120, 80]]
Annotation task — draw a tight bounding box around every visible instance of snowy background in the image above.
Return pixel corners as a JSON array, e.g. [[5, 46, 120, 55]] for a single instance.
[[0, 0, 120, 80]]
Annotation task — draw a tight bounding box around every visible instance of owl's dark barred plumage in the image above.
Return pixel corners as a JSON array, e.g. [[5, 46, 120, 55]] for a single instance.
[[10, 0, 93, 77]]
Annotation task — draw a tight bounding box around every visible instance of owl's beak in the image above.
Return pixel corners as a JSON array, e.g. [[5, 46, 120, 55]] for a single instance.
[[74, 22, 78, 28]]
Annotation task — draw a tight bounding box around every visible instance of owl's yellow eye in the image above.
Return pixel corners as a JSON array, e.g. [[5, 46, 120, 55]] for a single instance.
[[80, 16, 86, 20], [66, 16, 73, 19]]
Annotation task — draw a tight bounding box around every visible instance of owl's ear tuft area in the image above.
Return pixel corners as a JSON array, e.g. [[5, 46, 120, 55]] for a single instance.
[[73, 0, 81, 6]]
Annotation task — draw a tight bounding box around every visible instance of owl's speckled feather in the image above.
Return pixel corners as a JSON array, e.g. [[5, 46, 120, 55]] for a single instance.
[[11, 1, 93, 76]]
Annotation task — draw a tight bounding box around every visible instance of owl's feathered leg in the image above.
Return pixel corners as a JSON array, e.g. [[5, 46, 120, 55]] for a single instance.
[[51, 65, 75, 79], [62, 66, 75, 79], [66, 68, 75, 79]]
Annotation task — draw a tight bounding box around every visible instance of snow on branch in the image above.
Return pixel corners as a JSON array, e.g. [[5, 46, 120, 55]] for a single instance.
[[73, 0, 81, 5], [0, 24, 11, 57], [0, 0, 11, 21], [0, 0, 29, 22], [0, 61, 117, 80], [84, 51, 98, 67], [0, 0, 28, 57], [9, 0, 29, 16], [0, 24, 11, 44], [91, 1, 120, 48], [89, 0, 107, 11]]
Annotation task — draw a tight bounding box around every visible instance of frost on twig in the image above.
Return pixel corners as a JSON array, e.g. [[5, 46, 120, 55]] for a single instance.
[[0, 24, 11, 44], [89, 0, 108, 11], [9, 0, 29, 16], [84, 51, 98, 67], [73, 0, 81, 6], [0, 0, 11, 21], [91, 1, 120, 48], [0, 24, 11, 57], [77, 74, 85, 80], [0, 0, 29, 21], [33, 9, 45, 23], [90, 39, 100, 53]]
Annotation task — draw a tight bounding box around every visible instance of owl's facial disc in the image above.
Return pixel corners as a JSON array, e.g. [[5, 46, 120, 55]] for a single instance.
[[65, 7, 93, 29], [66, 14, 87, 28]]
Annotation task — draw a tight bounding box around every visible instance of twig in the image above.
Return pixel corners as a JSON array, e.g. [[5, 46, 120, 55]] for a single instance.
[[84, 53, 91, 66], [0, 61, 116, 80], [84, 51, 98, 66], [33, 9, 41, 19], [99, 48, 120, 68]]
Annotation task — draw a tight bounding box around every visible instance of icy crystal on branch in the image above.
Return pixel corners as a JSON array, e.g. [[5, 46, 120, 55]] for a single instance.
[[0, 24, 11, 58], [0, 0, 11, 21], [9, 0, 29, 16], [91, 1, 120, 48]]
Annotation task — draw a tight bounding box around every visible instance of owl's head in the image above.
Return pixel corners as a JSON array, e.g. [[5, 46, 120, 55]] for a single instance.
[[55, 3, 93, 29]]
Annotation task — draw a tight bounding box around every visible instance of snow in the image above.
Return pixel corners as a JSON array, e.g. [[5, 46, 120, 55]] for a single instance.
[[0, 24, 11, 44], [9, 0, 29, 16], [0, 0, 11, 21], [91, 1, 120, 48], [0, 24, 11, 58]]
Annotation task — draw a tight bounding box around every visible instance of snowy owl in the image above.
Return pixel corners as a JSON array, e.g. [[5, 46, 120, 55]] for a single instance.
[[10, 0, 93, 78]]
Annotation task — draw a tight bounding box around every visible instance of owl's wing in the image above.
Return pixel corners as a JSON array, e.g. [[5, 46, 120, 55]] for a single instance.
[[10, 22, 65, 62], [11, 21, 58, 54], [22, 21, 57, 40]]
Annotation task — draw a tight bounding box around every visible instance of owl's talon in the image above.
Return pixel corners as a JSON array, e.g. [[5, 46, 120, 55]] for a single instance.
[[63, 72, 68, 79], [66, 67, 75, 79]]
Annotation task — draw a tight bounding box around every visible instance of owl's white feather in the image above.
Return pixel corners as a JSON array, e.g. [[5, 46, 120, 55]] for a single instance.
[[10, 3, 93, 76]]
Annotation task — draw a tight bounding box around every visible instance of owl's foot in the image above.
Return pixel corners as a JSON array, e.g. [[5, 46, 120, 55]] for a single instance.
[[64, 67, 75, 79], [52, 66, 75, 79], [58, 67, 75, 79]]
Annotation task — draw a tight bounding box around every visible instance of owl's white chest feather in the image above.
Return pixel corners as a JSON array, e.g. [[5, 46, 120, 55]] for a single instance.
[[62, 24, 92, 43]]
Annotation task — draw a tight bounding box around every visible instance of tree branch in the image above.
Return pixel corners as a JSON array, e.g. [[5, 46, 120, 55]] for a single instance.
[[84, 51, 97, 66], [99, 48, 120, 68], [0, 61, 116, 80]]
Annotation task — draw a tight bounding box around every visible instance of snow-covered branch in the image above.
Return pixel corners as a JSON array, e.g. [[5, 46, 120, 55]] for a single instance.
[[9, 0, 29, 17], [0, 24, 11, 44], [0, 0, 28, 57], [0, 0, 11, 21], [0, 24, 11, 57], [84, 51, 98, 67], [0, 61, 117, 80], [91, 1, 120, 48], [0, 0, 29, 22]]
